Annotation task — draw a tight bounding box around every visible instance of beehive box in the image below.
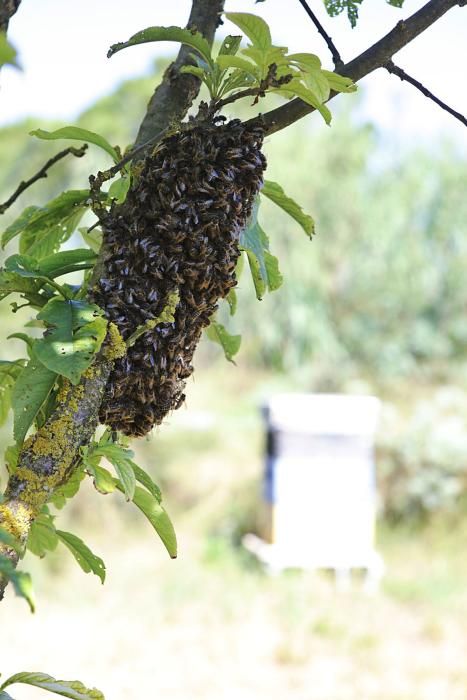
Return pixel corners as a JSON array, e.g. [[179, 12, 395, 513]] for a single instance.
[[249, 394, 383, 580]]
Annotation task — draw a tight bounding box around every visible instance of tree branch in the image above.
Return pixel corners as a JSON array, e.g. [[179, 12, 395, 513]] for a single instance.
[[133, 0, 224, 151], [385, 59, 467, 127], [0, 352, 114, 601], [0, 145, 88, 215], [297, 0, 344, 70], [254, 0, 465, 135], [0, 0, 21, 33]]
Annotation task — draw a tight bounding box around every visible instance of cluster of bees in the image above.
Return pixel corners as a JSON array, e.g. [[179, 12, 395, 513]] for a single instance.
[[91, 118, 266, 436]]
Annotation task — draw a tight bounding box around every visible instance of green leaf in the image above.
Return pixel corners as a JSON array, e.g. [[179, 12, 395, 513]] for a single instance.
[[84, 443, 173, 556], [242, 45, 289, 75], [30, 127, 119, 163], [225, 13, 271, 50], [4, 250, 96, 288], [179, 65, 207, 80], [261, 180, 314, 237], [240, 206, 268, 280], [2, 191, 90, 252], [88, 442, 136, 501], [35, 299, 107, 384], [20, 208, 86, 260], [2, 207, 40, 247], [27, 511, 59, 558], [108, 174, 131, 203], [12, 356, 57, 444], [226, 289, 237, 316], [79, 227, 102, 254], [241, 205, 283, 299], [218, 35, 242, 57], [56, 530, 106, 584], [130, 463, 162, 503], [0, 271, 41, 300], [206, 320, 241, 362], [321, 69, 357, 93], [38, 249, 97, 278], [287, 52, 322, 71], [0, 672, 104, 699], [263, 251, 283, 292], [274, 79, 332, 124], [0, 33, 19, 69], [323, 0, 364, 27], [0, 556, 35, 612], [126, 486, 177, 559], [85, 463, 117, 495], [108, 26, 213, 67], [4, 443, 19, 475], [110, 457, 136, 502], [215, 54, 259, 79], [0, 360, 25, 427], [245, 250, 265, 299], [301, 68, 331, 103], [50, 467, 85, 509], [4, 254, 42, 278]]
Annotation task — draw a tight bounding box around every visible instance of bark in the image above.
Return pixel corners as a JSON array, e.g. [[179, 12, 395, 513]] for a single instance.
[[0, 0, 21, 33], [0, 356, 112, 598], [134, 0, 224, 150]]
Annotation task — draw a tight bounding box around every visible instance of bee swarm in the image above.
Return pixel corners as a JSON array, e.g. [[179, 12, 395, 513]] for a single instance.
[[91, 118, 266, 436]]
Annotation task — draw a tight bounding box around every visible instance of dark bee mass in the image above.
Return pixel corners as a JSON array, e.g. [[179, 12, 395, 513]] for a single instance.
[[90, 118, 266, 436]]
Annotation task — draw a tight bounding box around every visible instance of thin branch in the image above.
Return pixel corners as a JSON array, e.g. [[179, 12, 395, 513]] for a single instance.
[[252, 0, 465, 135], [386, 59, 467, 127], [0, 144, 88, 215], [297, 0, 344, 70], [213, 63, 293, 112], [88, 128, 168, 205]]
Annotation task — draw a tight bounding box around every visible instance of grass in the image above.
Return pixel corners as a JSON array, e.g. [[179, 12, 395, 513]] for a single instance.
[[2, 364, 467, 699]]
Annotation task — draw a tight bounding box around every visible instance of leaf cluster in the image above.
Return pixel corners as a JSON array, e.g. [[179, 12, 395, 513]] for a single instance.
[[108, 13, 356, 123], [324, 0, 405, 27], [0, 671, 103, 700]]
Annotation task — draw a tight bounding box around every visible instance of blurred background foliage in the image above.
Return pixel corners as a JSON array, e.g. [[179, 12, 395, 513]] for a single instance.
[[1, 58, 467, 529]]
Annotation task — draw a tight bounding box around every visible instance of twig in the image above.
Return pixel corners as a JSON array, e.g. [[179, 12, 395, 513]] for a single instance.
[[249, 0, 465, 135], [213, 63, 293, 112], [214, 88, 263, 111], [88, 127, 169, 210], [0, 144, 88, 215], [386, 59, 467, 127], [297, 0, 344, 71]]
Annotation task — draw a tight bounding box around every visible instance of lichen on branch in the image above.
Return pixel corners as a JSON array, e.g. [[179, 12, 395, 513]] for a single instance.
[[0, 331, 125, 599]]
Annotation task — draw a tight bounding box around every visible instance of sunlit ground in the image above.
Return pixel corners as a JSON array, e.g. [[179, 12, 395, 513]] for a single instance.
[[2, 365, 467, 700]]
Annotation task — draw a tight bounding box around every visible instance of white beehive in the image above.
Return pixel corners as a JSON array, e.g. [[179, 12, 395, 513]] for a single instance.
[[245, 394, 383, 586]]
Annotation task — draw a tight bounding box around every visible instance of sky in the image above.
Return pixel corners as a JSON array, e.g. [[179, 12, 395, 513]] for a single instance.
[[1, 0, 466, 149]]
